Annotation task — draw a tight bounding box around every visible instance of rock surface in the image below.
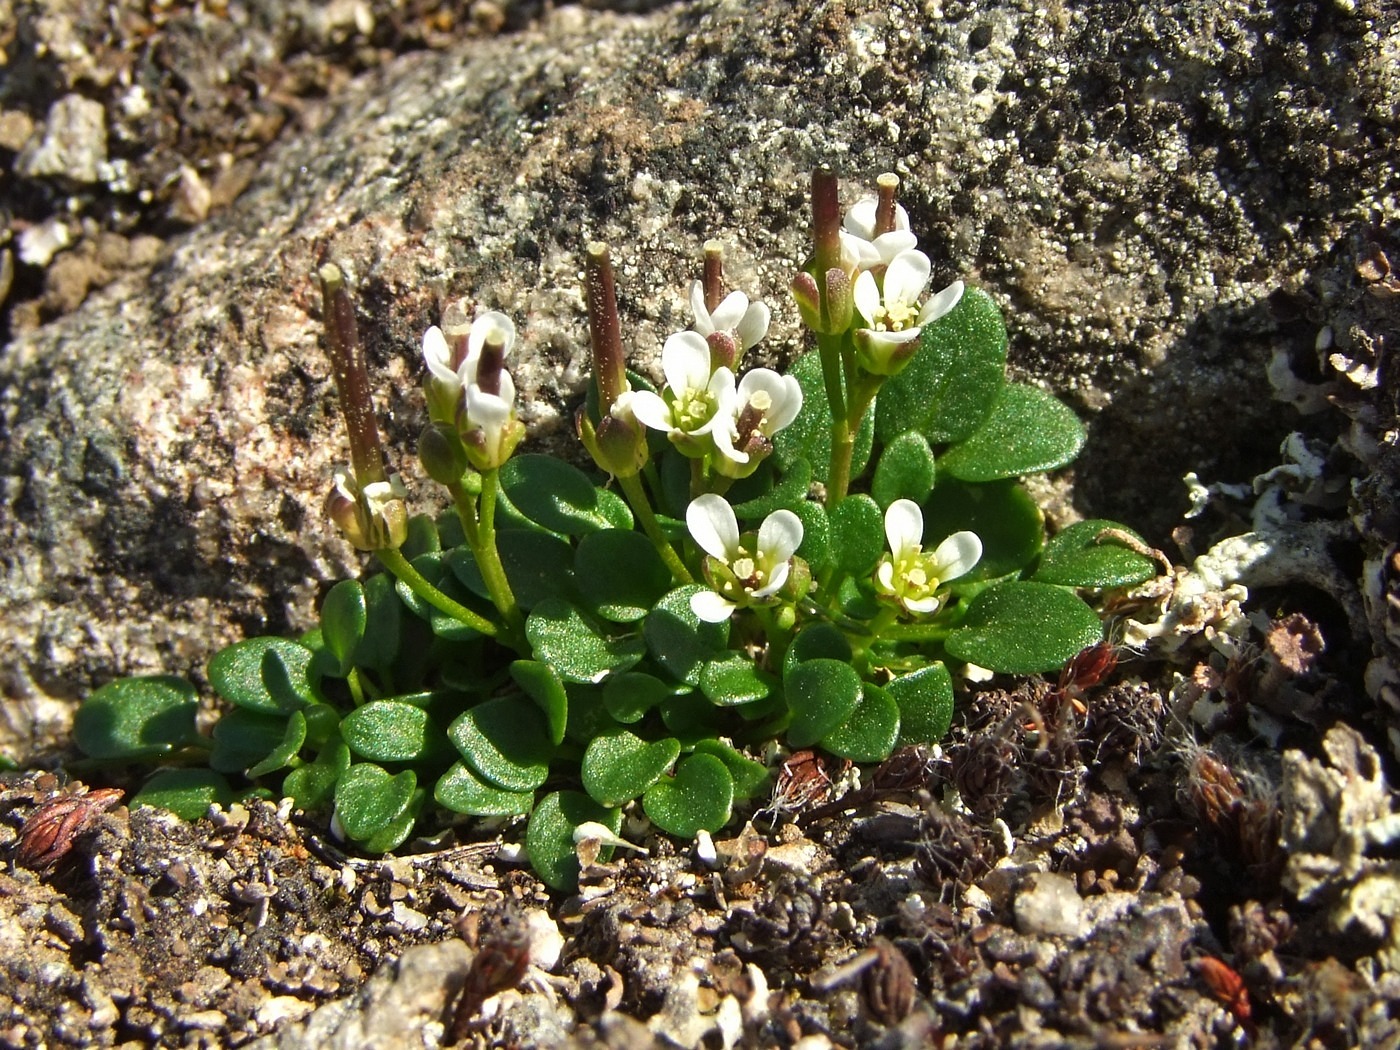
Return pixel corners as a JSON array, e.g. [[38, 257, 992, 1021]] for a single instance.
[[0, 3, 1395, 746]]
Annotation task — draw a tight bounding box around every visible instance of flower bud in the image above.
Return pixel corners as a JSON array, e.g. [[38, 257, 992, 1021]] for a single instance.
[[577, 394, 648, 479], [326, 470, 409, 551], [791, 267, 853, 334], [418, 421, 469, 486]]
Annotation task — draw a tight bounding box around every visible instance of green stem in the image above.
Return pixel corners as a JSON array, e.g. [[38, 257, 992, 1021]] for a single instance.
[[346, 667, 368, 707], [474, 470, 526, 643], [619, 471, 693, 584], [873, 621, 956, 644], [375, 547, 499, 637]]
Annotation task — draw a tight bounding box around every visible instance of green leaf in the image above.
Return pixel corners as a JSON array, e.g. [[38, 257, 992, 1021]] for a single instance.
[[828, 494, 884, 577], [449, 530, 575, 611], [920, 478, 1045, 586], [401, 513, 442, 559], [284, 737, 350, 809], [783, 623, 853, 678], [790, 498, 832, 571], [354, 573, 403, 672], [1032, 520, 1159, 588], [564, 683, 615, 745], [526, 790, 622, 891], [876, 286, 1008, 445], [602, 673, 674, 724], [511, 661, 568, 745], [821, 683, 900, 763], [360, 790, 424, 854], [247, 710, 308, 778], [940, 383, 1086, 482], [659, 692, 727, 745], [210, 709, 293, 775], [581, 729, 681, 807], [693, 739, 771, 800], [944, 581, 1103, 674], [208, 638, 318, 715], [435, 763, 535, 817], [785, 659, 863, 749], [333, 764, 417, 842], [448, 698, 554, 792], [773, 350, 874, 483], [527, 598, 646, 684], [74, 675, 200, 761], [132, 769, 234, 821], [699, 653, 773, 707], [644, 586, 729, 686], [730, 458, 813, 520], [871, 431, 937, 508], [301, 703, 341, 749], [341, 701, 443, 763], [500, 454, 633, 534], [643, 753, 734, 838], [886, 662, 955, 745], [574, 530, 672, 623], [320, 580, 367, 676]]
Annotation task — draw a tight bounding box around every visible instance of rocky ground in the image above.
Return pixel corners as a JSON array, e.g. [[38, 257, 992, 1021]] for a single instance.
[[2, 0, 1399, 1046]]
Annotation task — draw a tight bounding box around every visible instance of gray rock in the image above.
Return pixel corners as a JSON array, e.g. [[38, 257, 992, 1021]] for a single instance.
[[1014, 872, 1084, 939], [16, 94, 108, 183], [1, 0, 1395, 755]]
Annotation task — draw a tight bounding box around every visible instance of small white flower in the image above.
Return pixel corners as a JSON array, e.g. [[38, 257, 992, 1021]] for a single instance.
[[687, 494, 804, 623], [874, 499, 981, 616], [423, 310, 516, 417], [463, 370, 518, 464], [843, 195, 918, 270], [629, 331, 737, 447], [690, 282, 771, 361], [852, 250, 964, 375], [712, 368, 803, 471]]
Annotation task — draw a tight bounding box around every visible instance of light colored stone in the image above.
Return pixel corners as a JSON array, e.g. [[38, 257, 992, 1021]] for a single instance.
[[16, 94, 108, 183], [1014, 872, 1085, 939]]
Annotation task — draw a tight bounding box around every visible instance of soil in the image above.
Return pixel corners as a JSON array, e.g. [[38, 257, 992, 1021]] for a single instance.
[[4, 1, 1400, 1048]]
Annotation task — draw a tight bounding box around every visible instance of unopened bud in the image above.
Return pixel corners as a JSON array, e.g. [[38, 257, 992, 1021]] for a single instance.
[[418, 422, 468, 486], [326, 470, 409, 551]]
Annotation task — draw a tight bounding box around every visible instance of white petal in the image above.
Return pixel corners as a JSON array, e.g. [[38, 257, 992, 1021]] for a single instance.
[[690, 589, 737, 623], [903, 595, 942, 615], [686, 494, 739, 560], [468, 311, 516, 360], [758, 509, 803, 563], [688, 367, 738, 438], [661, 330, 713, 395], [628, 390, 674, 432], [931, 531, 982, 583], [919, 280, 964, 326], [841, 231, 880, 271], [711, 416, 747, 463], [753, 559, 790, 599], [852, 270, 882, 325], [884, 499, 924, 559], [871, 230, 918, 262], [843, 197, 880, 240], [875, 559, 897, 592], [466, 385, 512, 428], [689, 281, 713, 334], [736, 369, 803, 434], [860, 327, 921, 352], [883, 250, 932, 307], [709, 290, 750, 333], [735, 301, 771, 350], [422, 326, 459, 385]]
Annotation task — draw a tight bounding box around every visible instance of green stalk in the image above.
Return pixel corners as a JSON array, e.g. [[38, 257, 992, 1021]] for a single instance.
[[474, 469, 526, 643], [375, 547, 499, 637], [619, 471, 693, 584], [819, 331, 854, 504]]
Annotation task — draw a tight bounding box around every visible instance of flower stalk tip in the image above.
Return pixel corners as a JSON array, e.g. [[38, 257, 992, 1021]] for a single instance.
[[319, 263, 386, 486]]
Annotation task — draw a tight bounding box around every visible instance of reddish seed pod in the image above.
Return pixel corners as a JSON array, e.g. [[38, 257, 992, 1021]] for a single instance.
[[16, 787, 124, 870]]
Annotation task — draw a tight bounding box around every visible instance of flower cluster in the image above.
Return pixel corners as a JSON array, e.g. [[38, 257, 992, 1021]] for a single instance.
[[422, 309, 526, 473]]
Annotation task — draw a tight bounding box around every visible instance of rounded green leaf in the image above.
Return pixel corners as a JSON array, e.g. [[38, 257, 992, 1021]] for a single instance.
[[785, 659, 863, 749], [699, 653, 773, 707], [284, 737, 350, 809], [354, 573, 403, 672], [341, 701, 442, 763], [602, 673, 674, 724], [333, 764, 416, 842], [74, 675, 199, 761], [920, 478, 1044, 585], [693, 739, 770, 800], [644, 586, 729, 686], [821, 683, 900, 763], [828, 494, 884, 577], [247, 710, 308, 778], [659, 692, 727, 745], [401, 513, 442, 559], [875, 286, 1008, 445], [500, 454, 633, 534], [360, 787, 425, 853], [526, 790, 623, 891], [871, 431, 937, 508], [435, 762, 535, 817], [730, 458, 813, 521], [783, 623, 853, 679], [511, 661, 568, 745], [565, 683, 614, 745], [1032, 519, 1159, 588], [643, 753, 735, 838], [209, 709, 291, 774], [527, 598, 646, 684], [320, 580, 367, 675], [886, 662, 955, 745], [773, 350, 875, 483], [208, 638, 318, 715], [132, 769, 234, 820], [791, 498, 832, 571], [449, 530, 575, 611], [582, 729, 681, 807], [944, 581, 1103, 674], [448, 698, 554, 792], [940, 383, 1086, 482], [575, 530, 672, 622]]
